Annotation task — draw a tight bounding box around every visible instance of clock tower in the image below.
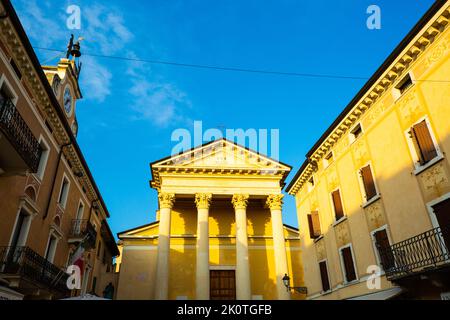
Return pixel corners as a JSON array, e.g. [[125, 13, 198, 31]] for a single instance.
[[42, 35, 83, 137]]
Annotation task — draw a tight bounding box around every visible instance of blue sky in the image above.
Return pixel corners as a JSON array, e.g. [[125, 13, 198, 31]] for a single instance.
[[13, 0, 435, 234]]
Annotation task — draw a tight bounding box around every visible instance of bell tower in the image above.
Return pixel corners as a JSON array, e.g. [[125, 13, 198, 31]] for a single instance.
[[42, 34, 83, 137]]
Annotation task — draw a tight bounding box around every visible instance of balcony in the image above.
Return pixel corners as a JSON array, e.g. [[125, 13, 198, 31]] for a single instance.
[[68, 219, 97, 249], [378, 226, 450, 281], [0, 246, 70, 296], [0, 98, 41, 175]]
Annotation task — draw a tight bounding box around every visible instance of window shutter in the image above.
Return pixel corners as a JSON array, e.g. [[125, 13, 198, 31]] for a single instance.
[[307, 214, 315, 239], [319, 261, 330, 292], [360, 165, 377, 200], [341, 247, 356, 282], [307, 212, 321, 239], [412, 120, 437, 165], [332, 190, 344, 220], [374, 229, 394, 271]]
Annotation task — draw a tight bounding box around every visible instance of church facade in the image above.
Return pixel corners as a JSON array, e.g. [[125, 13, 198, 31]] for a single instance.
[[116, 139, 304, 300]]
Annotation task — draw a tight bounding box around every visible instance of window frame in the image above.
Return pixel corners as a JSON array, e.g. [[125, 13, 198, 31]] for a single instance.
[[35, 135, 50, 181], [404, 116, 443, 174], [338, 243, 358, 284], [330, 188, 345, 223], [323, 152, 333, 168], [349, 123, 363, 144], [393, 71, 415, 100], [0, 74, 19, 105]]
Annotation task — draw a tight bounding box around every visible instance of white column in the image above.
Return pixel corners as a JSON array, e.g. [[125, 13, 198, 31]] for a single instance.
[[232, 194, 251, 300], [267, 194, 290, 300], [195, 193, 212, 300], [155, 192, 175, 300]]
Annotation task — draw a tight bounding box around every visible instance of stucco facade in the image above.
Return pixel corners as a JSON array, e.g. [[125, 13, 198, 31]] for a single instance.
[[287, 0, 450, 300], [116, 139, 305, 300]]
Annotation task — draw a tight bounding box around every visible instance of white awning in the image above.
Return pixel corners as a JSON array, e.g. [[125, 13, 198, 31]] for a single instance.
[[348, 287, 403, 300]]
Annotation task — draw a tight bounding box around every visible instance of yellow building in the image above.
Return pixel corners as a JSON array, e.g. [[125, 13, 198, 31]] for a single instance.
[[287, 0, 450, 300], [116, 139, 304, 300]]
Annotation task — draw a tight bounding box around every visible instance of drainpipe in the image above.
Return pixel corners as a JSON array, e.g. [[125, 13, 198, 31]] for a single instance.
[[43, 142, 71, 220]]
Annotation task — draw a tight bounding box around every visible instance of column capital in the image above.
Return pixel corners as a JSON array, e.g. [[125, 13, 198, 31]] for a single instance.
[[195, 193, 212, 209], [232, 194, 249, 210], [158, 192, 175, 209], [266, 194, 284, 210]]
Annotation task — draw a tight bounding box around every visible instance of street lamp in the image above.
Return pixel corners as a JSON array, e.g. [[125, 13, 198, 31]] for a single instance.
[[282, 273, 308, 294]]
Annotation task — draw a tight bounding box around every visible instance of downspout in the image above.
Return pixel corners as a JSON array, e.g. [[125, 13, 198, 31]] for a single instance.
[[43, 142, 71, 220]]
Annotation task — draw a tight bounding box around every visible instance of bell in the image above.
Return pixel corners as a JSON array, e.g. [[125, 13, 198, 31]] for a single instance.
[[70, 42, 81, 58]]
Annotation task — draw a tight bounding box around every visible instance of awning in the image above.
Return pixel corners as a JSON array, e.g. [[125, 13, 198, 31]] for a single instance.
[[0, 286, 24, 300], [348, 287, 403, 300]]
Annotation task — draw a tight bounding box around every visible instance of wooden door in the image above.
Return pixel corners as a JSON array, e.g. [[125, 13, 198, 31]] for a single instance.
[[210, 270, 236, 300]]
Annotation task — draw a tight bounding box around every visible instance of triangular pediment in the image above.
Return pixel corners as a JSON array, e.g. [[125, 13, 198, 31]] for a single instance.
[[152, 139, 290, 172]]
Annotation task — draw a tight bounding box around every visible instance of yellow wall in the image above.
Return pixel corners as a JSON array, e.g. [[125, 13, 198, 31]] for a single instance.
[[291, 5, 450, 300]]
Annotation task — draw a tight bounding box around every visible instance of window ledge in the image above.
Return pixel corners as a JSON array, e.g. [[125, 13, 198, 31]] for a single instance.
[[332, 216, 347, 227], [413, 154, 444, 175], [362, 194, 381, 209]]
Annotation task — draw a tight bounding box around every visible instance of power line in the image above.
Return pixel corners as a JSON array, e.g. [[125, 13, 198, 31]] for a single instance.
[[33, 46, 449, 83]]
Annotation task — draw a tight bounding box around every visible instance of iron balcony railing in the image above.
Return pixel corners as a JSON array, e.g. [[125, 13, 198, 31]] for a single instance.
[[378, 226, 450, 280], [0, 246, 69, 294], [0, 98, 41, 172], [69, 219, 97, 248]]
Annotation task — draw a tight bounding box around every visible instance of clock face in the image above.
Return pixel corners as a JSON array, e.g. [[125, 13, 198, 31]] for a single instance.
[[52, 76, 61, 97], [63, 87, 72, 114]]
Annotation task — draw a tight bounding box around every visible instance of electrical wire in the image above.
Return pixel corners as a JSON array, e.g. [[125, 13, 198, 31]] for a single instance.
[[32, 46, 449, 83]]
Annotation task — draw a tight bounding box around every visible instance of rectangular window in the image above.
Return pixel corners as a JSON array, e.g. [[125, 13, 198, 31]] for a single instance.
[[36, 138, 50, 180], [331, 190, 344, 221], [307, 176, 315, 192], [350, 124, 363, 142], [58, 176, 70, 208], [340, 246, 357, 283], [396, 73, 413, 94], [307, 211, 321, 239], [323, 152, 333, 167], [319, 261, 331, 292], [373, 229, 394, 271], [360, 165, 377, 201], [410, 120, 438, 166], [76, 202, 84, 220]]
